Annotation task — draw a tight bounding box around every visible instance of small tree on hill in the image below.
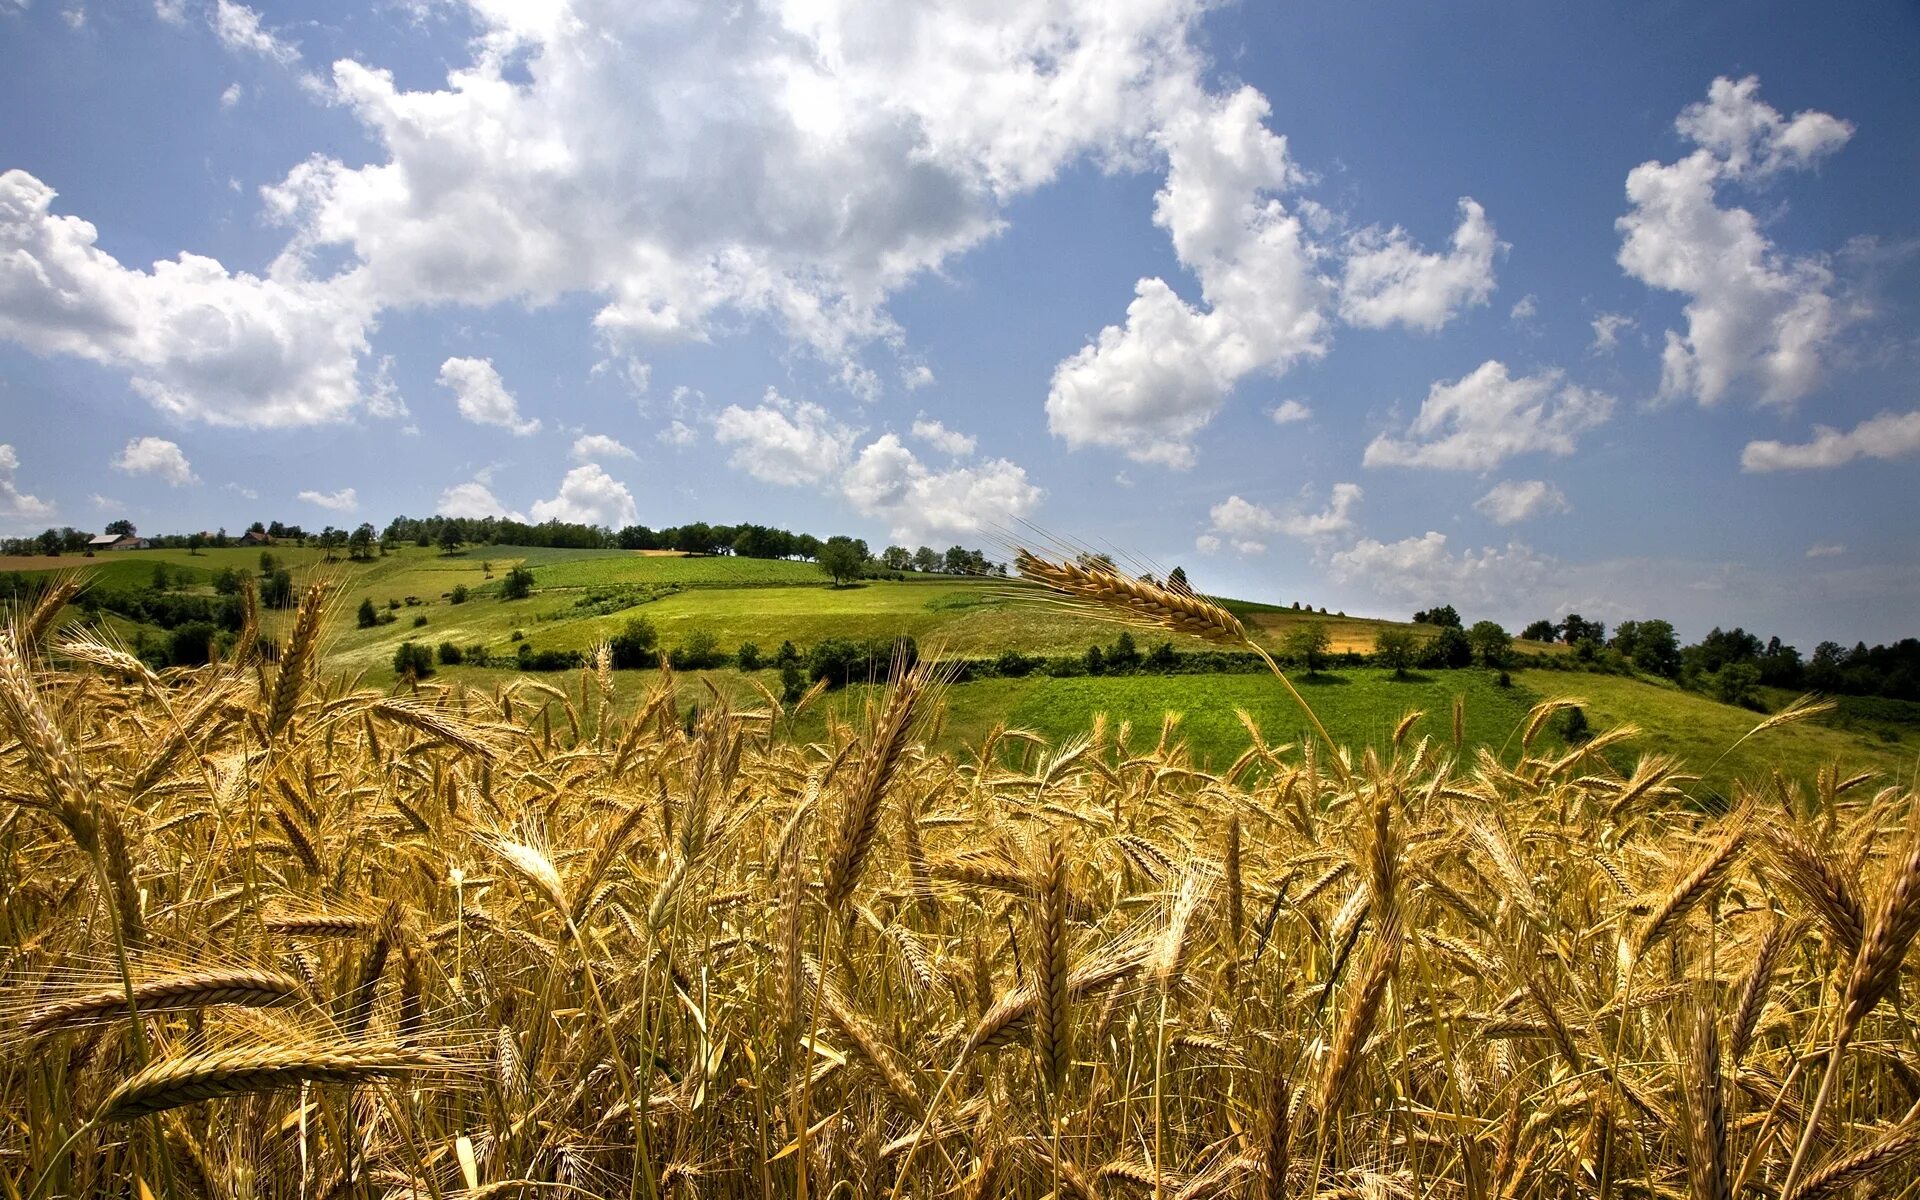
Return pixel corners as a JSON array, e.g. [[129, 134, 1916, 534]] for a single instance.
[[1283, 621, 1331, 676], [1374, 628, 1418, 678], [1467, 620, 1512, 668], [357, 597, 379, 629], [439, 523, 463, 555], [1413, 604, 1462, 629], [1521, 619, 1558, 643], [1167, 565, 1191, 594], [500, 566, 535, 600], [105, 519, 136, 536], [818, 536, 869, 586]]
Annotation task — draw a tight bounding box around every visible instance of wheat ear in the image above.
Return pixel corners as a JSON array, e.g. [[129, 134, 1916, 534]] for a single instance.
[[22, 969, 302, 1037], [96, 1044, 435, 1122]]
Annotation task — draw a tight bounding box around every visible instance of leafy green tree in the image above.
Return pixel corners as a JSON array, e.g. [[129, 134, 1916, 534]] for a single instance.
[[1560, 613, 1605, 645], [1413, 605, 1461, 629], [1521, 619, 1558, 643], [36, 528, 61, 556], [1373, 628, 1419, 678], [780, 661, 807, 703], [437, 642, 464, 665], [449, 584, 469, 604], [501, 566, 536, 600], [1421, 626, 1473, 669], [911, 546, 940, 573], [736, 642, 763, 671], [167, 621, 215, 667], [818, 536, 870, 585], [439, 523, 463, 554], [609, 616, 659, 668], [319, 527, 347, 562], [348, 523, 376, 560], [105, 519, 136, 536], [357, 597, 379, 629], [881, 545, 912, 571], [1167, 565, 1191, 594], [1283, 621, 1331, 675], [259, 551, 278, 576], [262, 568, 294, 608], [392, 641, 435, 679], [1467, 620, 1512, 667]]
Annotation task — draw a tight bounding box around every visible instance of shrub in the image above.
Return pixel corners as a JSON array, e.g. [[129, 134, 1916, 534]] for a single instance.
[[780, 661, 807, 703], [261, 568, 294, 609], [392, 641, 435, 678], [808, 637, 917, 688], [1555, 705, 1592, 745], [1084, 645, 1105, 675], [737, 642, 763, 671], [413, 615, 428, 628], [510, 629, 525, 642], [1420, 626, 1473, 670], [994, 649, 1038, 678], [388, 598, 401, 610], [464, 644, 491, 667], [1147, 641, 1177, 670], [357, 598, 379, 629], [669, 629, 725, 671], [437, 642, 464, 665], [212, 567, 243, 595], [450, 584, 469, 605], [501, 567, 536, 600], [609, 617, 659, 668], [167, 621, 215, 667], [776, 640, 800, 665]]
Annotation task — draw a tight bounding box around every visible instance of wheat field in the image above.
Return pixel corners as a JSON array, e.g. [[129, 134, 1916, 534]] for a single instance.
[[4, 568, 1920, 1200]]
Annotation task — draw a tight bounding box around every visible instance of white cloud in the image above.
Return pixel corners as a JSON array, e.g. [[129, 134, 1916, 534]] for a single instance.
[[62, 5, 84, 31], [1194, 534, 1221, 555], [1617, 76, 1854, 408], [1328, 531, 1554, 610], [1509, 294, 1538, 325], [111, 436, 198, 486], [910, 418, 976, 457], [1206, 483, 1361, 554], [259, 0, 1221, 388], [1045, 87, 1329, 467], [570, 433, 637, 463], [89, 493, 120, 512], [1339, 198, 1501, 333], [297, 487, 358, 512], [362, 354, 408, 420], [438, 357, 541, 436], [0, 170, 376, 426], [1268, 398, 1311, 425], [1364, 360, 1613, 471], [1473, 479, 1571, 525], [210, 0, 297, 64], [712, 389, 855, 485], [658, 420, 696, 448], [1806, 542, 1846, 558], [0, 445, 55, 522], [220, 82, 243, 109], [841, 434, 1041, 542], [1740, 408, 1920, 472], [901, 364, 935, 391], [223, 481, 258, 500], [436, 477, 524, 521], [153, 0, 186, 24], [528, 463, 638, 528], [1589, 312, 1635, 353]]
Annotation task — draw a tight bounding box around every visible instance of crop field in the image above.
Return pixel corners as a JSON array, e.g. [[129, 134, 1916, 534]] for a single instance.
[[6, 571, 1920, 1199]]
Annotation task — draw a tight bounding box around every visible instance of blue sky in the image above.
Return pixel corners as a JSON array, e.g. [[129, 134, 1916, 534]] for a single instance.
[[1, 0, 1916, 648]]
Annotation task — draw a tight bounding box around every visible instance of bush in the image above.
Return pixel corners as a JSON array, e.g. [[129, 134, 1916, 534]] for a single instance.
[[357, 598, 379, 629], [781, 661, 807, 703], [1420, 626, 1473, 670], [261, 568, 294, 609], [737, 642, 763, 671], [776, 640, 800, 665], [212, 567, 243, 595], [994, 649, 1038, 678], [609, 617, 659, 668], [807, 637, 917, 688], [464, 643, 492, 667], [510, 629, 525, 642], [437, 642, 464, 665], [669, 629, 725, 671], [393, 641, 435, 678], [450, 584, 469, 605], [501, 566, 536, 600], [412, 615, 428, 628], [1555, 705, 1592, 745], [1147, 641, 1177, 670], [167, 621, 216, 667]]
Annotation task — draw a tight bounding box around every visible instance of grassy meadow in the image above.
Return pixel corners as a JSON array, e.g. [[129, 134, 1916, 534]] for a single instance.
[[4, 569, 1920, 1198]]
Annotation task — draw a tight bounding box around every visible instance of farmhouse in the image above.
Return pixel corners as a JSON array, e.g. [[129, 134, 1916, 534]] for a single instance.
[[240, 528, 271, 546], [86, 532, 147, 551]]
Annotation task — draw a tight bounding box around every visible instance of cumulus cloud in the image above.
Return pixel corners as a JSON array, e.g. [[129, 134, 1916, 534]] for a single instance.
[[220, 82, 242, 109], [1339, 198, 1501, 332], [910, 418, 976, 458], [1806, 542, 1846, 558], [901, 364, 936, 391], [1194, 534, 1222, 555], [438, 357, 541, 436], [1473, 479, 1571, 525], [529, 463, 638, 528], [1617, 76, 1854, 407], [0, 444, 55, 522], [1269, 398, 1311, 424], [0, 170, 376, 426], [1328, 531, 1554, 610], [713, 389, 856, 485], [1509, 294, 1538, 325], [1205, 483, 1361, 553], [1045, 88, 1328, 467], [1589, 312, 1635, 353], [1740, 408, 1920, 472], [1364, 360, 1613, 471], [657, 420, 696, 448], [111, 436, 199, 486], [297, 487, 358, 512], [841, 434, 1041, 542], [570, 433, 637, 463], [436, 477, 524, 521], [210, 0, 297, 64]]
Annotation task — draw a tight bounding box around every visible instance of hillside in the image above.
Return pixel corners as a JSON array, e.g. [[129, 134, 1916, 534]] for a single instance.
[[10, 542, 1912, 793]]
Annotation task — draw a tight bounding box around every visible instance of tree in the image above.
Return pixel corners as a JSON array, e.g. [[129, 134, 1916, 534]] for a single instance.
[[736, 642, 763, 671], [36, 528, 61, 556], [1467, 620, 1512, 668], [945, 546, 976, 575], [1167, 565, 1191, 594], [105, 519, 136, 536], [881, 545, 912, 571], [450, 584, 469, 604], [259, 551, 278, 576], [357, 597, 379, 629], [1521, 619, 1558, 643], [392, 641, 435, 679], [348, 523, 376, 561], [1374, 628, 1419, 678], [501, 566, 536, 600], [1413, 605, 1462, 629], [1560, 613, 1605, 646], [439, 523, 463, 555], [319, 526, 347, 562], [818, 536, 870, 586], [186, 531, 207, 555], [1615, 618, 1680, 677], [1283, 621, 1331, 675], [262, 568, 294, 608], [1421, 626, 1473, 669], [609, 617, 659, 668], [912, 546, 940, 573]]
